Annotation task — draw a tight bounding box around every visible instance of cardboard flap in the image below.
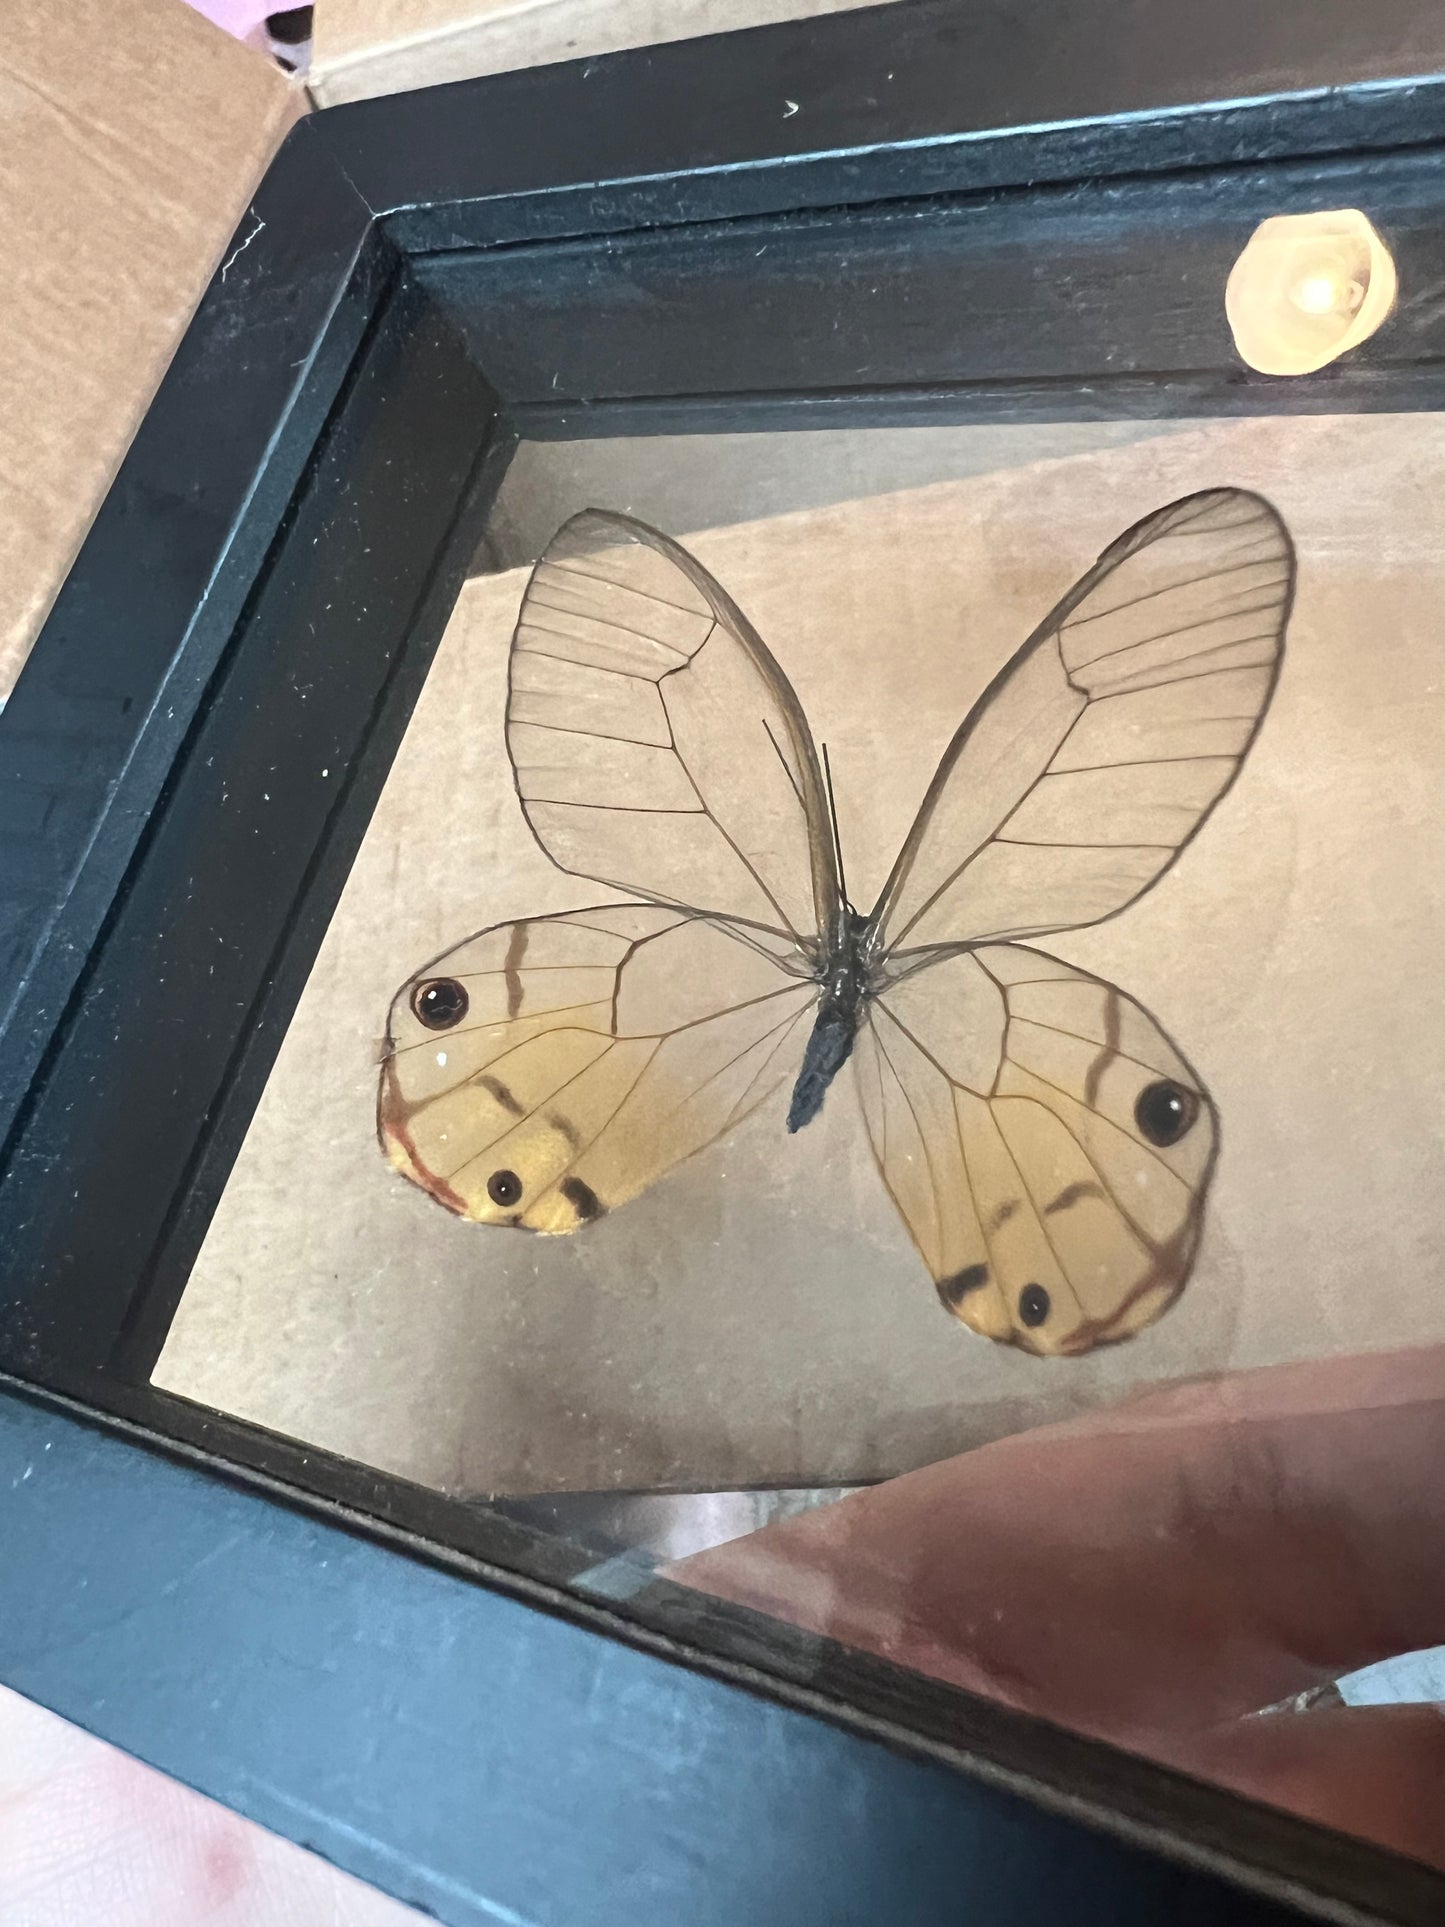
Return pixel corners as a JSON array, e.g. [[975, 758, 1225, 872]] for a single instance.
[[310, 0, 893, 105], [0, 0, 300, 699]]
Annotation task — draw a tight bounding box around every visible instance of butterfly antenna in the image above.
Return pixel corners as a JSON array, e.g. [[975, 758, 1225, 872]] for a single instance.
[[821, 743, 851, 912]]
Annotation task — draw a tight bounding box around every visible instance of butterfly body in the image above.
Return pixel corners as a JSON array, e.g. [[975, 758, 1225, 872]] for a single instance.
[[787, 907, 872, 1131], [382, 492, 1294, 1357]]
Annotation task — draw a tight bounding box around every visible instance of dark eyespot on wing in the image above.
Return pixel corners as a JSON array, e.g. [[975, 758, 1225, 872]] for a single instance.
[[547, 1110, 583, 1149], [560, 1175, 605, 1222], [1135, 1079, 1200, 1147], [988, 1200, 1020, 1232], [1044, 1180, 1108, 1216], [487, 1168, 523, 1207], [412, 978, 469, 1030], [938, 1263, 990, 1308], [1019, 1283, 1051, 1327], [479, 1074, 524, 1116]]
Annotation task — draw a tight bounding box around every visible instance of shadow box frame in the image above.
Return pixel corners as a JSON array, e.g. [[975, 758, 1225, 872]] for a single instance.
[[3, 1, 1445, 1921]]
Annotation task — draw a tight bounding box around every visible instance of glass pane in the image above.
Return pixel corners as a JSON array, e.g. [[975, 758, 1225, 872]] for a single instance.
[[157, 411, 1445, 1871]]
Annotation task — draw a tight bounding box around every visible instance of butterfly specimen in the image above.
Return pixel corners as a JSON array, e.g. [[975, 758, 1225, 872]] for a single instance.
[[379, 490, 1294, 1356]]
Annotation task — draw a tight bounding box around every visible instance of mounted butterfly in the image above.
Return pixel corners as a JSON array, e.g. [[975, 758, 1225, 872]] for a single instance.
[[379, 490, 1294, 1356]]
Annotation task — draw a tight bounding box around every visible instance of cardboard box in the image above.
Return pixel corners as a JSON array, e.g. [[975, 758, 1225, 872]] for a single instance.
[[309, 0, 888, 104], [0, 0, 298, 698]]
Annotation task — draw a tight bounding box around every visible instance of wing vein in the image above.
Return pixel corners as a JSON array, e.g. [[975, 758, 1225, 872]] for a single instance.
[[519, 603, 691, 662], [543, 558, 708, 619], [513, 719, 671, 749], [1061, 553, 1286, 633], [514, 644, 654, 684], [871, 1015, 948, 1264], [1073, 616, 1284, 675]]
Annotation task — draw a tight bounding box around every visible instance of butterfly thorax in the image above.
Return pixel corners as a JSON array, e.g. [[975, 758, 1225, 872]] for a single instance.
[[786, 909, 874, 1133]]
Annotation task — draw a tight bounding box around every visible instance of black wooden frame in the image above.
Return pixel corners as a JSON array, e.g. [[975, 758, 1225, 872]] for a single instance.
[[3, 2, 1445, 1920]]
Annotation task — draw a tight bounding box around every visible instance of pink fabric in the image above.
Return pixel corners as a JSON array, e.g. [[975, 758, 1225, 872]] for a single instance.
[[184, 0, 279, 42], [0, 1682, 423, 1923]]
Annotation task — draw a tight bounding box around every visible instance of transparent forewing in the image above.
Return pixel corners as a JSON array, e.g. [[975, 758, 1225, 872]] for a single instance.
[[380, 904, 817, 1231], [867, 490, 1293, 955], [508, 511, 839, 947], [855, 943, 1216, 1356]]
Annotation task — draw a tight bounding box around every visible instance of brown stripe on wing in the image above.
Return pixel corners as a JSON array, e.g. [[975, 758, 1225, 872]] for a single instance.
[[1044, 1179, 1108, 1215], [546, 1109, 583, 1150], [1050, 1212, 1204, 1356], [937, 1262, 991, 1309], [1083, 986, 1122, 1109], [560, 1174, 605, 1221], [504, 921, 529, 1019], [480, 1073, 524, 1116]]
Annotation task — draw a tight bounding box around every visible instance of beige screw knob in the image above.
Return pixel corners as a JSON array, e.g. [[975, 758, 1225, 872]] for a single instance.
[[1225, 208, 1396, 376]]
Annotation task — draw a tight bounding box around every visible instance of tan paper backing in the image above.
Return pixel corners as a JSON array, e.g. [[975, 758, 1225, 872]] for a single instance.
[[157, 414, 1445, 1497]]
